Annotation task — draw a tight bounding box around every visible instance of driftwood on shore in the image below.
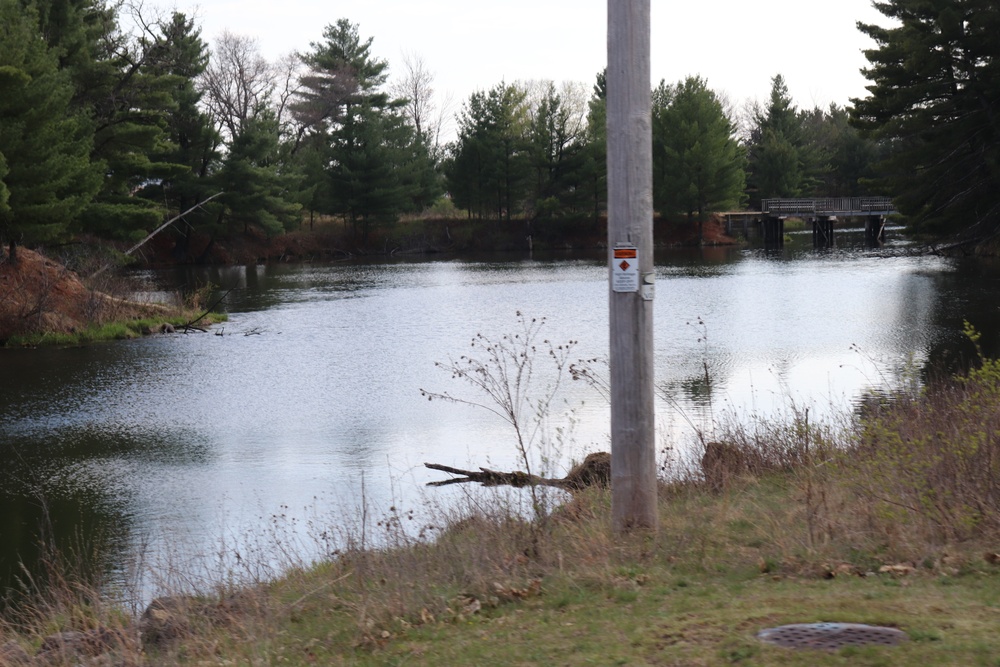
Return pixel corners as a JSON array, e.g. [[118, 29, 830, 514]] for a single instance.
[[177, 288, 233, 332], [425, 452, 610, 490]]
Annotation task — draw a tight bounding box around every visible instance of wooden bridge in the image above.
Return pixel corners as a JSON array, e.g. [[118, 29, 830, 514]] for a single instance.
[[761, 197, 896, 217], [724, 197, 897, 247]]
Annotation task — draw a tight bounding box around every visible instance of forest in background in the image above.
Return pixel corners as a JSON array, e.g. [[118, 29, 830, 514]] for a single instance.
[[0, 0, 998, 263]]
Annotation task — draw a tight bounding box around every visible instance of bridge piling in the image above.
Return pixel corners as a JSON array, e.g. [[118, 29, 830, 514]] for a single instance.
[[721, 198, 895, 248], [762, 217, 784, 248], [724, 213, 755, 239], [813, 216, 835, 248], [865, 215, 886, 246]]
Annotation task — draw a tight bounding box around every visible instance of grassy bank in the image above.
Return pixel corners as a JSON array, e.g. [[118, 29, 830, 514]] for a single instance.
[[0, 247, 226, 347], [2, 312, 227, 348], [4, 352, 1000, 665]]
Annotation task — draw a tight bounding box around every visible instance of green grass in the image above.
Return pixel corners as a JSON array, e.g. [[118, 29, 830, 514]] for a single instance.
[[100, 467, 1000, 666], [237, 479, 1000, 667], [3, 313, 227, 348]]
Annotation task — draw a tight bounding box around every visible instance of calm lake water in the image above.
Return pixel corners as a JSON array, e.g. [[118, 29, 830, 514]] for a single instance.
[[3, 229, 1000, 603]]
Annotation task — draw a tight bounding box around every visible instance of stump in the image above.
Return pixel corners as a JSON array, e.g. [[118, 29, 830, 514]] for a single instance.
[[701, 442, 747, 492]]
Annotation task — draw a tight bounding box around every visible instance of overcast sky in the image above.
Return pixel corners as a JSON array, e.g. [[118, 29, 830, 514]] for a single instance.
[[174, 0, 890, 131]]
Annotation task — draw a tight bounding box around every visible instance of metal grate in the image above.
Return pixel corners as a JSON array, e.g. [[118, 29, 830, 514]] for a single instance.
[[757, 623, 908, 650]]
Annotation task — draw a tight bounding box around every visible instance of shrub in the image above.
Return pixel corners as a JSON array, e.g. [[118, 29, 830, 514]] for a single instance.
[[845, 354, 1000, 542]]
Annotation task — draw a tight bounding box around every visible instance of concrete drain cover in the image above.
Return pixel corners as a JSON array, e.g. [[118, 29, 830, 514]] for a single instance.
[[758, 623, 908, 650]]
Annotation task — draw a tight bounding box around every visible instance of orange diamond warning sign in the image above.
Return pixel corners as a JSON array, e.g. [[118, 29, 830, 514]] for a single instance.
[[612, 244, 639, 293]]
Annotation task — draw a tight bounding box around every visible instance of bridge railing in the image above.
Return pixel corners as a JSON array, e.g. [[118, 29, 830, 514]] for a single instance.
[[761, 197, 895, 216]]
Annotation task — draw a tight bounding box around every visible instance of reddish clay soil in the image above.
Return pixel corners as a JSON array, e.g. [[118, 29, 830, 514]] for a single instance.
[[0, 247, 161, 341]]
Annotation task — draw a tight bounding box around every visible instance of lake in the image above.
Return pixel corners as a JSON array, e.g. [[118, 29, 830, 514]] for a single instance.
[[2, 229, 999, 604]]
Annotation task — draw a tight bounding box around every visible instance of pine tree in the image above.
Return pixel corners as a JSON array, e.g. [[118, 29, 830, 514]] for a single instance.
[[30, 0, 200, 240], [0, 152, 9, 217], [852, 0, 1000, 242], [746, 74, 817, 203], [0, 0, 100, 260], [447, 82, 530, 220], [294, 19, 437, 236], [653, 76, 745, 241], [327, 102, 421, 240], [800, 104, 878, 197], [579, 70, 608, 226], [140, 12, 221, 258], [216, 109, 301, 238], [526, 82, 588, 221]]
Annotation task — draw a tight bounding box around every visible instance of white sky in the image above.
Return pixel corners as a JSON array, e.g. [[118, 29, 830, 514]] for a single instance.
[[173, 0, 890, 135]]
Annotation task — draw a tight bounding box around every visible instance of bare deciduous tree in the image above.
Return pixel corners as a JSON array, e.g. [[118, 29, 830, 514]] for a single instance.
[[199, 32, 275, 141], [271, 52, 303, 139], [390, 51, 434, 142], [523, 79, 589, 145], [389, 51, 455, 156]]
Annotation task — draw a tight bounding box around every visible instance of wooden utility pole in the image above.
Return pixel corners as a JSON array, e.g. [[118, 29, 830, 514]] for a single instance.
[[607, 0, 657, 531]]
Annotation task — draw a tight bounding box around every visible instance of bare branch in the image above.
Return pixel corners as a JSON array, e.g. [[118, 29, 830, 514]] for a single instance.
[[424, 452, 610, 491], [419, 313, 583, 518], [199, 32, 276, 142], [272, 52, 303, 137], [390, 51, 435, 142]]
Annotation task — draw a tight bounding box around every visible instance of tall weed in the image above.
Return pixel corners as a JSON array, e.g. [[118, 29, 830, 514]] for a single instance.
[[420, 312, 580, 521], [846, 353, 1000, 543]]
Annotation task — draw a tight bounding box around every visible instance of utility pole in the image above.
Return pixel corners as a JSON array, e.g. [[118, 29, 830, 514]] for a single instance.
[[607, 0, 657, 531]]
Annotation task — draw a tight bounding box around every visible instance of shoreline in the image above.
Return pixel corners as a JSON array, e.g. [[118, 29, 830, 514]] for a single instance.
[[4, 357, 1000, 663], [0, 247, 227, 347]]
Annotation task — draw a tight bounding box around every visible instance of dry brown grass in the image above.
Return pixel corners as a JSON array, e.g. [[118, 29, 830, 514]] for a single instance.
[[6, 328, 1000, 663], [4, 456, 1000, 665]]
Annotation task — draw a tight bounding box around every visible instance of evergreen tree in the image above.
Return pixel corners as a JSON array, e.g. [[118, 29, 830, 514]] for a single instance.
[[294, 19, 437, 236], [746, 74, 816, 204], [579, 70, 608, 226], [31, 0, 216, 240], [27, 0, 113, 79], [0, 0, 100, 260], [141, 12, 221, 258], [402, 129, 443, 214], [800, 104, 878, 197], [216, 108, 301, 238], [0, 152, 9, 217], [302, 19, 389, 105], [852, 0, 1000, 242], [526, 82, 587, 221], [290, 18, 386, 146], [447, 82, 530, 220], [290, 132, 334, 229], [327, 102, 423, 240], [652, 76, 745, 240]]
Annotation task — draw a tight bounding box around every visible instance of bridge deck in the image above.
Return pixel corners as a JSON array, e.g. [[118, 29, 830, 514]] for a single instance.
[[760, 197, 896, 217]]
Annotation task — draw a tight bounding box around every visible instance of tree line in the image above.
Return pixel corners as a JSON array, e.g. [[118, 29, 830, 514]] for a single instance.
[[0, 0, 997, 260]]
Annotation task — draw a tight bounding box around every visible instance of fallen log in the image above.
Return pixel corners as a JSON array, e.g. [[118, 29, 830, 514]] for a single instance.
[[89, 192, 224, 280], [425, 452, 610, 490], [180, 288, 233, 332]]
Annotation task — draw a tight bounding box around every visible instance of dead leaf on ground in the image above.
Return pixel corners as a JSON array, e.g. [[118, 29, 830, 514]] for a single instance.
[[879, 563, 916, 577]]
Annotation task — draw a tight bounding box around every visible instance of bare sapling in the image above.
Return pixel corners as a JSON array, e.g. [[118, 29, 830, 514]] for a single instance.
[[420, 312, 580, 520]]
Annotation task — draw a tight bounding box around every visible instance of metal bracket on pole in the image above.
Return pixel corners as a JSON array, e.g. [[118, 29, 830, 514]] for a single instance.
[[641, 272, 655, 301]]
